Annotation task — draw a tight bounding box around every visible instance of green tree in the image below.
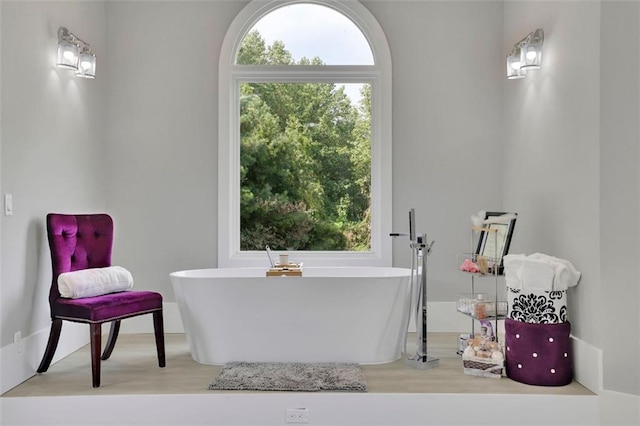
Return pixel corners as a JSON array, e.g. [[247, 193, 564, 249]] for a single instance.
[[238, 30, 371, 250]]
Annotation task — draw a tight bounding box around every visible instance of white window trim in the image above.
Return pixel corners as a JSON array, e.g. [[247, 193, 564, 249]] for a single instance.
[[218, 0, 392, 267]]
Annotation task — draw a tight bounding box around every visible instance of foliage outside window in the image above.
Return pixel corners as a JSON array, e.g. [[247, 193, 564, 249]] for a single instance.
[[238, 31, 371, 251]]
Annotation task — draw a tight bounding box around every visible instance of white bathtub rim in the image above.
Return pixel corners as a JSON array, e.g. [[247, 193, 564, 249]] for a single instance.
[[170, 266, 413, 280]]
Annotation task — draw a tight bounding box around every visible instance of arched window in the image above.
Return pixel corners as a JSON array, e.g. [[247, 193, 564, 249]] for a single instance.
[[218, 0, 392, 267]]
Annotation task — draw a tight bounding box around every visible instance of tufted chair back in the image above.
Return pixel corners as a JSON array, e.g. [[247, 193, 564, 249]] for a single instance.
[[46, 214, 114, 316]]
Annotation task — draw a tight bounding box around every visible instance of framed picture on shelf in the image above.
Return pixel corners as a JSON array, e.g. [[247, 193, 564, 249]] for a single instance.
[[475, 211, 517, 274]]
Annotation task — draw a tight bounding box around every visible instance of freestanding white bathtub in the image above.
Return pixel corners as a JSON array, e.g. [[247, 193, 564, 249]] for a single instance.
[[170, 267, 412, 365]]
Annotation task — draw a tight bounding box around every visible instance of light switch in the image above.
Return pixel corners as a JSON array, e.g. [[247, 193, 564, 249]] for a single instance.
[[4, 194, 13, 216]]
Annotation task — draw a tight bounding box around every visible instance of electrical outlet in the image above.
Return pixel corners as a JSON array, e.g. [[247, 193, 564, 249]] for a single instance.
[[285, 408, 310, 424], [4, 194, 13, 216], [14, 331, 22, 353]]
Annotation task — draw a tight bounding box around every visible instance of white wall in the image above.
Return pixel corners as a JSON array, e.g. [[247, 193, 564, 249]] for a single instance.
[[104, 1, 246, 298], [503, 0, 602, 345], [0, 1, 107, 348], [0, 0, 4, 356], [365, 1, 504, 302], [599, 0, 640, 398]]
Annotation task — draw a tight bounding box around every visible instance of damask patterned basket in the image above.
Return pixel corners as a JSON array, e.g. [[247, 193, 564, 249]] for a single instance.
[[507, 287, 567, 324], [462, 356, 504, 379]]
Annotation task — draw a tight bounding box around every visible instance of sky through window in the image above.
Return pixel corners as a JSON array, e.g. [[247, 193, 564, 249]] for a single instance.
[[251, 4, 374, 65], [249, 3, 374, 103]]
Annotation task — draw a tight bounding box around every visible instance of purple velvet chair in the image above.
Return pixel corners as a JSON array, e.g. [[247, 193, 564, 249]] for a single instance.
[[37, 213, 165, 387]]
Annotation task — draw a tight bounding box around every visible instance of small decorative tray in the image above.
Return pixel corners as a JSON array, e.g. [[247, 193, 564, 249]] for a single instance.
[[266, 264, 303, 277]]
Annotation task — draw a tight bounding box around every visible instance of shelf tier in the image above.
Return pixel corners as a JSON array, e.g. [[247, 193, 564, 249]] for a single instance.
[[459, 271, 501, 278], [456, 312, 507, 321]]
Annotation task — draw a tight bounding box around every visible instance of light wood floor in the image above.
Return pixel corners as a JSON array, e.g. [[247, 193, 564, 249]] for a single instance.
[[2, 333, 593, 397]]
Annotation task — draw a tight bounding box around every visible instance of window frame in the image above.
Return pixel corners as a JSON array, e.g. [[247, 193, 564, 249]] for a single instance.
[[218, 0, 392, 267]]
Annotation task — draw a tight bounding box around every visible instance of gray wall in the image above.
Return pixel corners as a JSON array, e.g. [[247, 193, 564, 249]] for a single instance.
[[599, 1, 640, 397], [0, 1, 107, 347], [365, 0, 504, 299], [502, 0, 602, 347], [104, 1, 244, 298], [1, 0, 638, 398]]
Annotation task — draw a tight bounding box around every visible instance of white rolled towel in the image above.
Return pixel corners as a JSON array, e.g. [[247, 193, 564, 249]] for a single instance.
[[503, 254, 527, 290], [58, 266, 133, 299], [529, 253, 581, 290], [520, 258, 556, 291]]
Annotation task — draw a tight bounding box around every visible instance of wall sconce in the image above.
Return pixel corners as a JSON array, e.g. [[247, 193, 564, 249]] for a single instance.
[[56, 26, 96, 79], [506, 47, 526, 80], [506, 28, 544, 80]]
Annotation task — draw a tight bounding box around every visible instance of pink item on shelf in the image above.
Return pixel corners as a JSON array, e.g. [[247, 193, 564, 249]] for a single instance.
[[460, 258, 480, 273]]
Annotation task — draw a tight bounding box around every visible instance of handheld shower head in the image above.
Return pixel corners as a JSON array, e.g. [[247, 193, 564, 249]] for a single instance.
[[409, 208, 416, 242]]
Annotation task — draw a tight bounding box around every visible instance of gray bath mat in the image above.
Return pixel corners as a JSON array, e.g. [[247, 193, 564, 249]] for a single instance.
[[208, 361, 368, 392]]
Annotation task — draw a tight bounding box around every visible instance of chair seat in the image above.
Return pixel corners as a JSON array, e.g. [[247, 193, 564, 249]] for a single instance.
[[53, 291, 162, 323]]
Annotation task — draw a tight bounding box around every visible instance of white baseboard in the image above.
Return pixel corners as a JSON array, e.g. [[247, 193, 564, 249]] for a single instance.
[[572, 334, 603, 394], [0, 321, 87, 395]]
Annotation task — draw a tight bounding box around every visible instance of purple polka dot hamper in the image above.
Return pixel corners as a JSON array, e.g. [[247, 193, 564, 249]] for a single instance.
[[505, 318, 573, 386], [502, 253, 580, 386]]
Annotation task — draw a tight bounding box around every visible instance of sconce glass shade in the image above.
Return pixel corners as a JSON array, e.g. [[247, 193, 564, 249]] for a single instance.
[[520, 28, 544, 70], [506, 50, 526, 80], [57, 41, 79, 70], [520, 43, 542, 70], [75, 50, 96, 79]]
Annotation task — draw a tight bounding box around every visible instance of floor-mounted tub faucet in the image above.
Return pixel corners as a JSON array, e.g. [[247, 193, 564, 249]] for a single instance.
[[390, 208, 439, 370]]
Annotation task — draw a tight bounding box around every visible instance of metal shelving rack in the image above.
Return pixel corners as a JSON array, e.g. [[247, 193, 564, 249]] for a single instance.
[[458, 226, 506, 340]]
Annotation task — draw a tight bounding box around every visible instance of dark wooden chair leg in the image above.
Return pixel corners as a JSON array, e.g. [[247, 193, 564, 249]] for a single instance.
[[37, 319, 63, 373], [101, 320, 121, 360], [153, 310, 166, 368], [90, 323, 102, 388]]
